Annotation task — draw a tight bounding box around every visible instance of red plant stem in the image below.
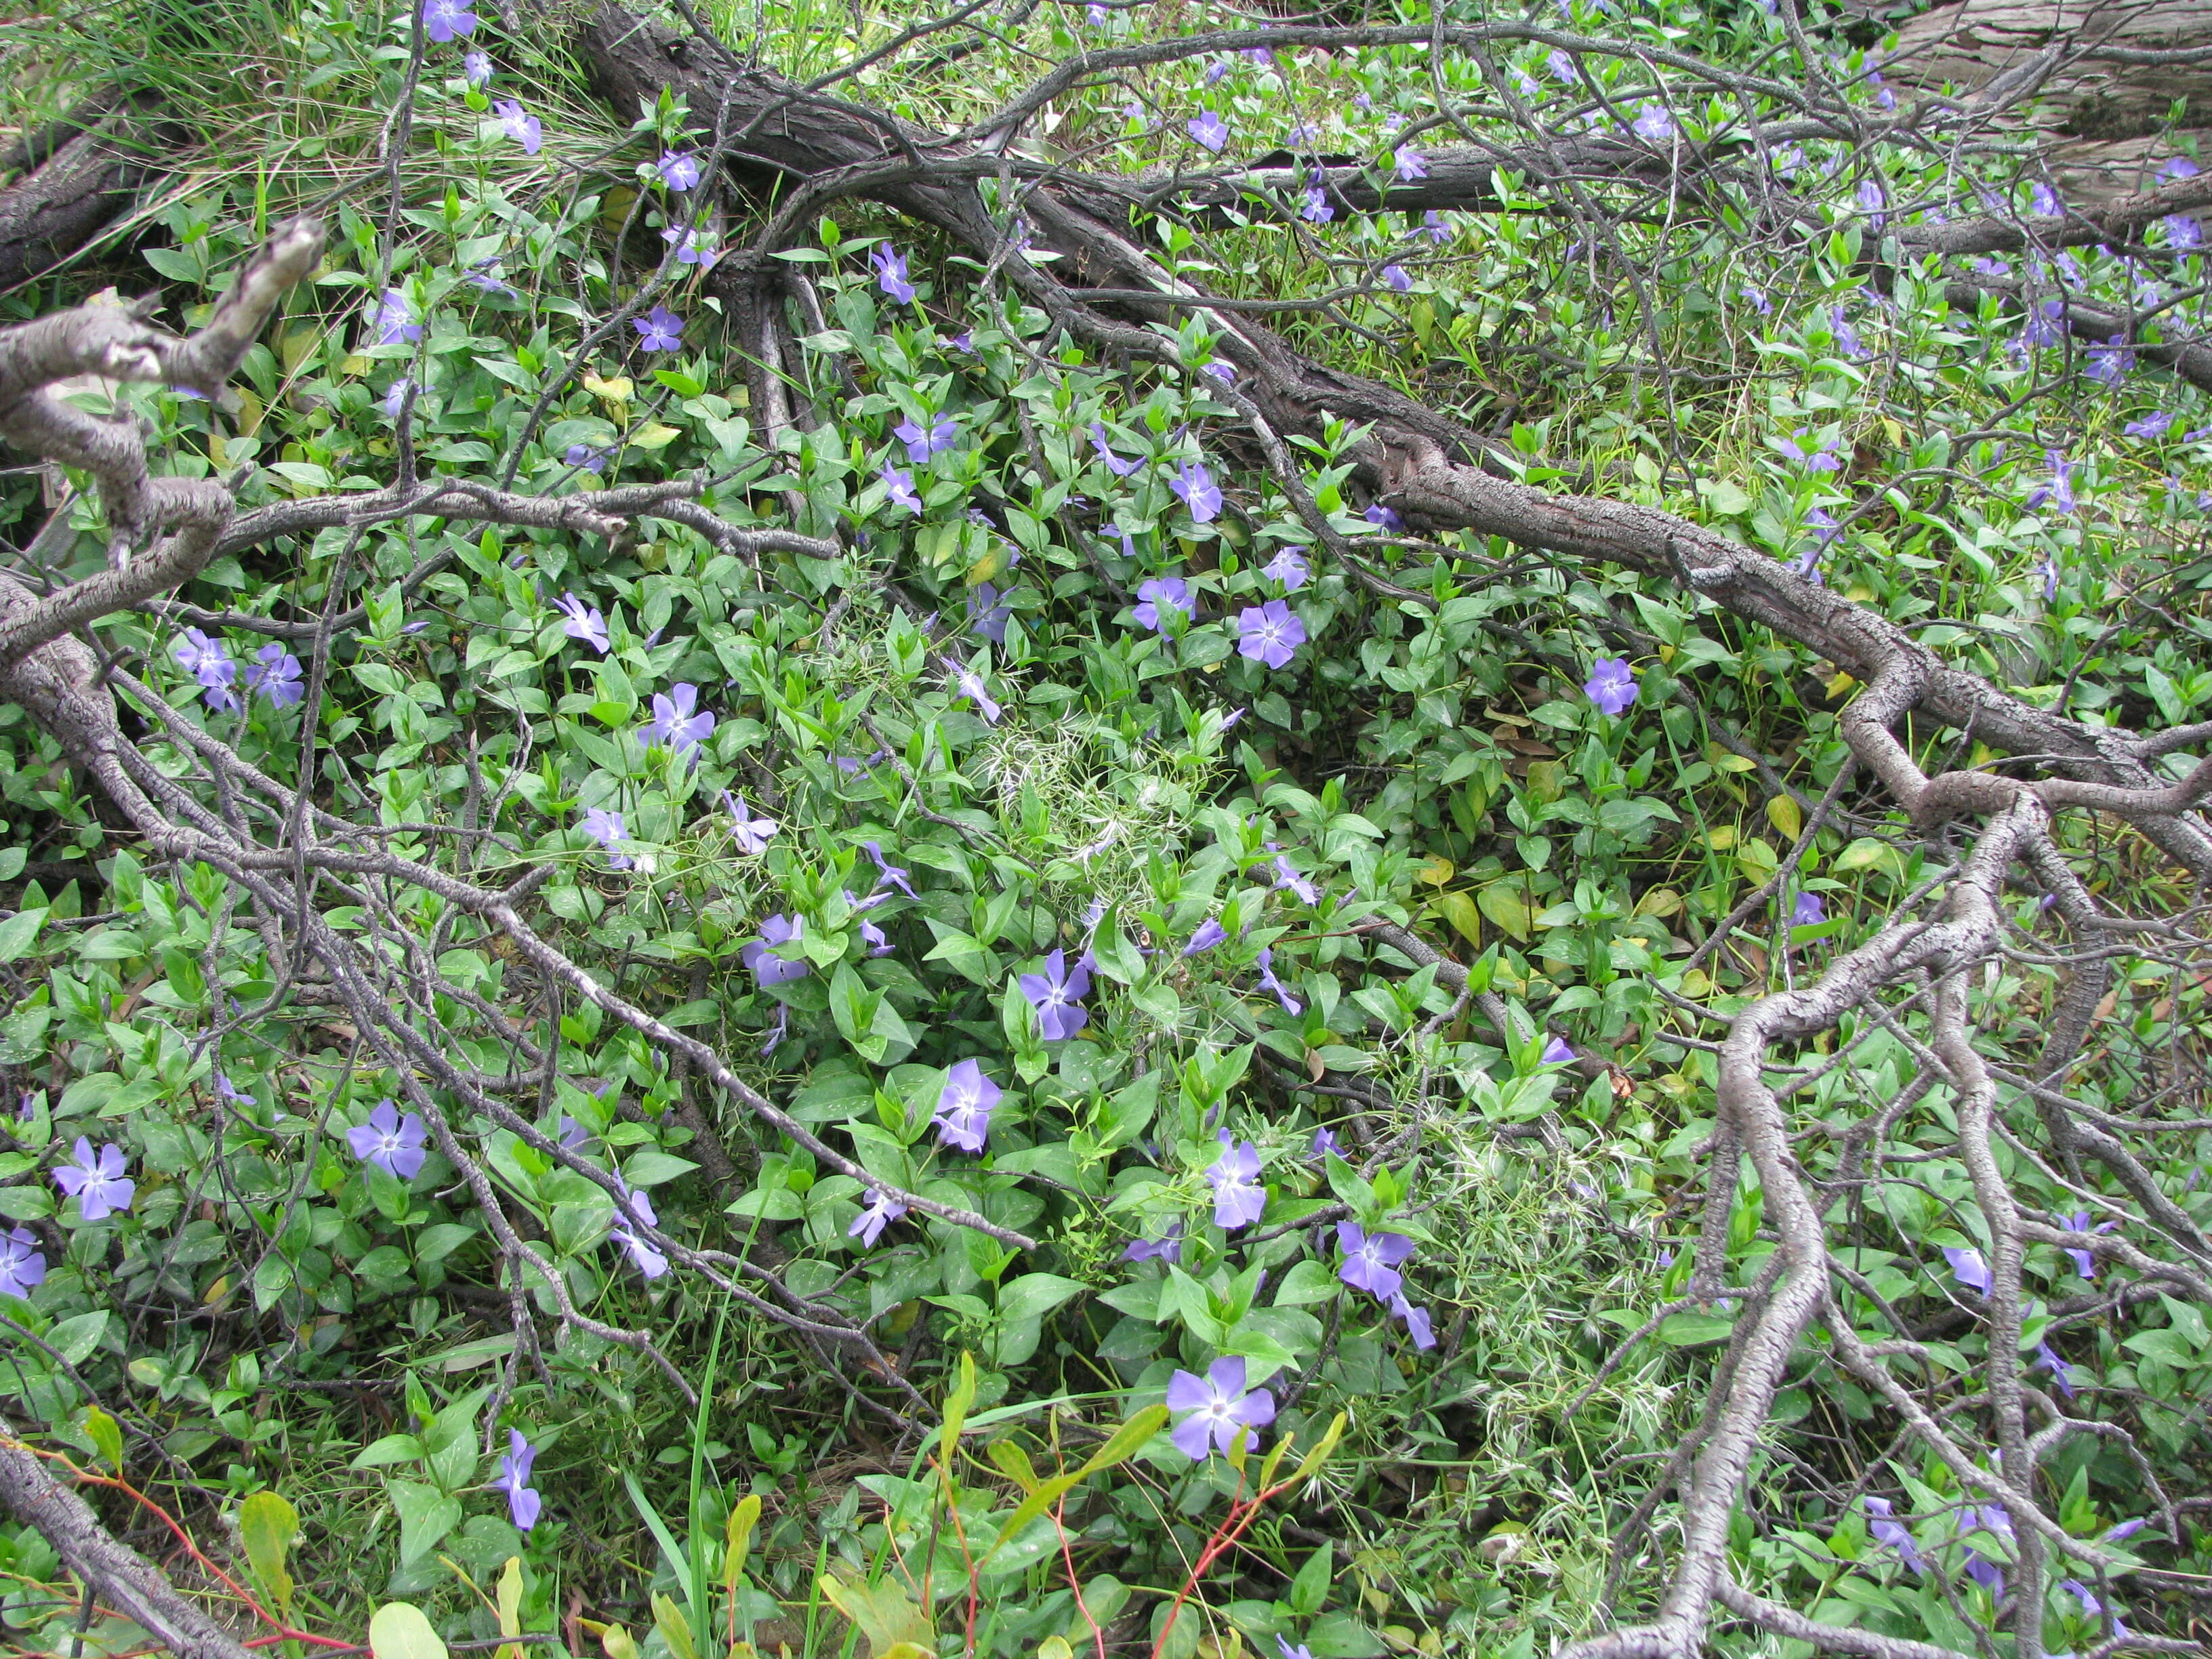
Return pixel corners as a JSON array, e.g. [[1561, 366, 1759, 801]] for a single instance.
[[1054, 1498, 1107, 1659], [26, 1446, 352, 1650], [1150, 1471, 1302, 1659]]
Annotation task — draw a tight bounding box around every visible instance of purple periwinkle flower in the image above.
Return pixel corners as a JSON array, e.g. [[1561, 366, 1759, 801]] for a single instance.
[[1183, 918, 1227, 957], [1806, 507, 1841, 544], [2085, 333, 2135, 386], [895, 414, 958, 464], [1631, 106, 1674, 142], [373, 289, 422, 347], [2031, 181, 2062, 217], [1122, 1222, 1184, 1263], [2024, 449, 2078, 513], [1389, 1292, 1436, 1350], [1236, 600, 1306, 669], [1200, 359, 1235, 383], [862, 841, 917, 899], [1166, 1356, 1275, 1460], [952, 663, 1000, 724], [1300, 186, 1333, 224], [1393, 145, 1429, 180], [1959, 1507, 2011, 1595], [1206, 1135, 1266, 1230], [1270, 851, 1318, 905], [1381, 264, 1412, 293], [1776, 430, 1842, 472], [554, 592, 609, 653], [1421, 210, 1449, 244], [346, 1103, 426, 1181], [1862, 1497, 1926, 1574], [1169, 460, 1223, 523], [1944, 1244, 1992, 1295], [850, 1187, 907, 1247], [497, 1431, 542, 1530], [881, 464, 922, 514], [2125, 410, 2176, 440], [0, 1228, 44, 1300], [741, 915, 810, 987], [2036, 1341, 2077, 1400], [873, 244, 917, 303], [581, 806, 632, 869], [661, 226, 718, 268], [1364, 504, 1403, 530], [1790, 892, 1825, 926], [1089, 423, 1141, 476], [2162, 156, 2200, 182], [1310, 1128, 1343, 1160], [494, 100, 541, 155], [933, 1059, 1002, 1153], [422, 0, 476, 41], [1020, 948, 1092, 1041], [1132, 577, 1195, 632], [1265, 548, 1311, 589], [720, 792, 777, 856], [657, 150, 700, 190], [634, 306, 682, 352], [1187, 110, 1229, 153], [642, 682, 716, 761], [246, 644, 304, 708], [462, 49, 492, 85], [967, 581, 1012, 643], [1336, 1221, 1414, 1298], [1540, 1036, 1576, 1065], [611, 1183, 669, 1278], [2022, 298, 2066, 348], [565, 443, 605, 474], [384, 377, 415, 418], [54, 1136, 135, 1220], [1255, 947, 1302, 1015], [2058, 1210, 2117, 1279], [1584, 657, 1637, 715]]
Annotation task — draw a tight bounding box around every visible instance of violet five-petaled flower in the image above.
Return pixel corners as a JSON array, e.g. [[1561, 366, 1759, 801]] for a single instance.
[[895, 415, 958, 463], [1183, 918, 1228, 957], [1540, 1036, 1576, 1065], [374, 289, 422, 346], [1393, 145, 1428, 180], [1777, 431, 1842, 472], [968, 582, 1012, 642], [1264, 548, 1311, 590], [1122, 1222, 1183, 1263], [1336, 1221, 1415, 1298], [1206, 1134, 1266, 1230], [2036, 1340, 2077, 1399], [1790, 891, 1826, 926], [634, 306, 682, 352], [1133, 577, 1195, 632], [1364, 503, 1403, 531], [741, 914, 810, 987], [1089, 422, 1141, 476], [953, 663, 1001, 724], [1256, 947, 1303, 1015], [1584, 657, 1638, 716], [463, 49, 492, 85], [933, 1059, 1002, 1153], [662, 227, 718, 268], [0, 1227, 44, 1300], [880, 464, 922, 514], [1311, 1127, 1344, 1160], [1631, 105, 1674, 141], [850, 1187, 908, 1247], [581, 806, 632, 869], [1300, 185, 1333, 224], [1166, 1355, 1275, 1460], [1188, 110, 1229, 152], [246, 644, 305, 708], [642, 682, 716, 761], [347, 1101, 427, 1181], [1944, 1244, 1992, 1295], [565, 443, 605, 474], [1169, 459, 1223, 523], [722, 792, 777, 855], [1269, 848, 1319, 904], [1381, 264, 1412, 293], [1862, 1496, 1926, 1574], [1237, 600, 1307, 670], [53, 1138, 135, 1221], [1020, 948, 1092, 1041], [2125, 411, 2176, 440], [1277, 1638, 1313, 1659], [611, 1183, 669, 1278], [493, 100, 541, 155], [1422, 210, 1450, 245], [2058, 1210, 2118, 1278], [497, 1431, 542, 1530], [554, 592, 609, 653], [658, 150, 701, 190], [2025, 449, 2078, 514], [422, 0, 476, 41], [862, 840, 918, 899], [1389, 1291, 1436, 1349]]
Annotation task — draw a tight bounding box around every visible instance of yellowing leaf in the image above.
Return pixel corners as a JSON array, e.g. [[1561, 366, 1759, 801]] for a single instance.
[[653, 1595, 699, 1659], [629, 422, 681, 451], [83, 1404, 123, 1473], [817, 1575, 933, 1659], [1476, 882, 1532, 943], [583, 1621, 638, 1659], [1825, 670, 1858, 698], [1434, 889, 1481, 946], [370, 1603, 449, 1659], [722, 1494, 762, 1593], [1633, 887, 1683, 919], [1704, 825, 1737, 851], [1765, 794, 1802, 842], [240, 1490, 298, 1616], [584, 373, 633, 405], [494, 1557, 524, 1659]]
